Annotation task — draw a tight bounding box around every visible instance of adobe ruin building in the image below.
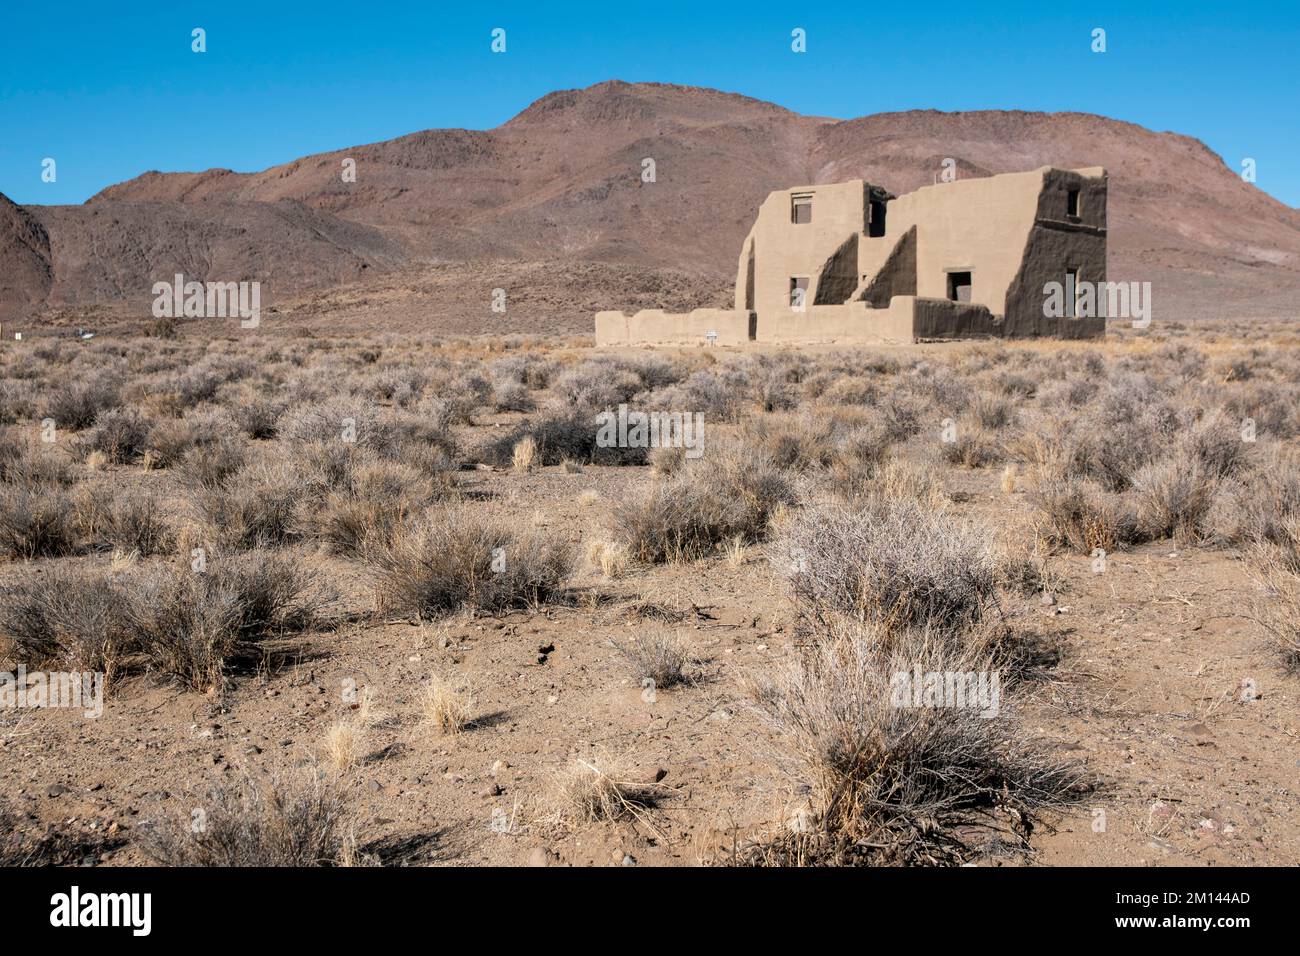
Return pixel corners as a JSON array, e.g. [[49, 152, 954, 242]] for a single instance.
[[595, 166, 1107, 345]]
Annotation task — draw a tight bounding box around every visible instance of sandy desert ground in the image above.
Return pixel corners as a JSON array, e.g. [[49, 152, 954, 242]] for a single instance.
[[1, 317, 1297, 867]]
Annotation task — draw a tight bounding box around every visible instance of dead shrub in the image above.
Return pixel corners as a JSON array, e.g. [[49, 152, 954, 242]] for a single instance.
[[233, 398, 285, 440], [129, 550, 322, 690], [1130, 457, 1217, 543], [820, 375, 879, 407], [0, 430, 73, 488], [75, 407, 153, 464], [179, 435, 247, 489], [1252, 558, 1300, 673], [371, 505, 573, 617], [1029, 476, 1143, 555], [140, 772, 349, 866], [77, 490, 173, 556], [773, 499, 996, 633], [41, 378, 121, 431], [744, 413, 838, 471], [317, 460, 434, 557], [483, 407, 648, 468], [0, 568, 130, 676], [613, 630, 697, 690], [0, 487, 78, 558], [743, 623, 1082, 863], [492, 380, 535, 413], [195, 463, 303, 549], [613, 443, 796, 563]]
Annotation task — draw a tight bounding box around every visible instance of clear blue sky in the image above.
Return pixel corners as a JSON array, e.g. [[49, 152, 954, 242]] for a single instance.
[[2, 0, 1296, 206]]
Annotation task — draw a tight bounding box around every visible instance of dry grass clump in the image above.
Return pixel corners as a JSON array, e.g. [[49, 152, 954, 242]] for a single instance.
[[586, 538, 629, 579], [613, 443, 796, 563], [511, 435, 537, 472], [371, 505, 573, 617], [323, 693, 374, 773], [940, 418, 1002, 468], [553, 754, 661, 824], [741, 623, 1082, 864], [613, 630, 697, 690], [774, 498, 996, 633], [140, 772, 350, 867], [422, 673, 473, 734]]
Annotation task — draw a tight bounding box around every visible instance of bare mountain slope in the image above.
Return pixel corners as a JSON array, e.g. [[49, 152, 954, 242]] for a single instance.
[[0, 193, 53, 323], [6, 81, 1298, 329]]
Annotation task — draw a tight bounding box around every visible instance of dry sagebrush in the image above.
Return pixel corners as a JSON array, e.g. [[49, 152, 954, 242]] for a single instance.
[[743, 623, 1083, 863], [773, 498, 998, 633], [371, 505, 573, 617], [140, 773, 351, 867]]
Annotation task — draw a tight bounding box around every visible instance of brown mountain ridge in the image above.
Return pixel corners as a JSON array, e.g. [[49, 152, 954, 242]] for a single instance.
[[3, 80, 1298, 333]]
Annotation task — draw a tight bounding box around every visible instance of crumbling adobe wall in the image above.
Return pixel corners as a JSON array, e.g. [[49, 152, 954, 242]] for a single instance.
[[595, 308, 753, 346], [912, 297, 1002, 339], [739, 179, 872, 317], [893, 168, 1044, 316], [758, 299, 916, 345], [1002, 168, 1107, 338]]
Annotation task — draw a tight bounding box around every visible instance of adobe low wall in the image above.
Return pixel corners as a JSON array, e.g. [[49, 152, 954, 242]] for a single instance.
[[911, 297, 1003, 339], [594, 308, 753, 346], [594, 297, 1012, 347], [757, 299, 916, 345]]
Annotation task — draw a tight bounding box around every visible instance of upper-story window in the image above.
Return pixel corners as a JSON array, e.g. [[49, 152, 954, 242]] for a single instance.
[[791, 194, 813, 224], [1067, 188, 1081, 218]]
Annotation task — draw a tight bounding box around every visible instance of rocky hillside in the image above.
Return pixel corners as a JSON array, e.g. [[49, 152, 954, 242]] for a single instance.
[[4, 81, 1297, 330]]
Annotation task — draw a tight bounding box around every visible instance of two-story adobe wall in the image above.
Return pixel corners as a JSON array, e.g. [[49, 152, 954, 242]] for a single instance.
[[883, 168, 1045, 318], [734, 180, 870, 316], [1002, 167, 1107, 337]]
